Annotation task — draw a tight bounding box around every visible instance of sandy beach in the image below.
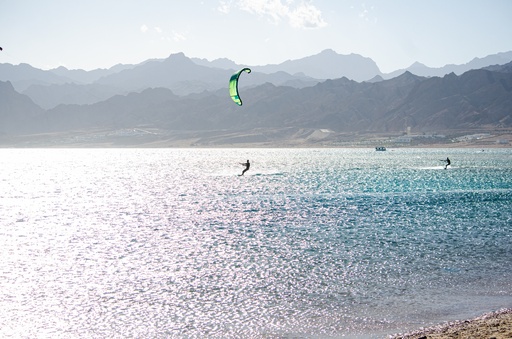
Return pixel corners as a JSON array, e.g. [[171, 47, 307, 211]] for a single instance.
[[390, 309, 512, 339]]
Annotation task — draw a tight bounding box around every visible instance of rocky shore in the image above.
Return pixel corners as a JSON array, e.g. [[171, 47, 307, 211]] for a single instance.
[[390, 308, 512, 339]]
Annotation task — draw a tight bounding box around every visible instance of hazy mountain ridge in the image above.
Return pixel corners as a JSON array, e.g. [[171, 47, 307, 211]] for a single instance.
[[8, 53, 322, 109], [251, 49, 382, 81], [384, 51, 512, 79], [1, 51, 512, 146], [3, 49, 512, 103], [2, 67, 510, 138], [189, 49, 512, 81], [49, 63, 137, 84], [0, 63, 74, 92]]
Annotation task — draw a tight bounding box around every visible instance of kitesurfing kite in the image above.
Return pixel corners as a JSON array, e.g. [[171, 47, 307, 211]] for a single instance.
[[0, 47, 3, 51], [229, 68, 251, 106]]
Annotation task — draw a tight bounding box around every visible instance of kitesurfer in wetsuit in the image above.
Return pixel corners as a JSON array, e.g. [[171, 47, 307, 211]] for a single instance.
[[240, 160, 250, 176], [444, 157, 451, 169]]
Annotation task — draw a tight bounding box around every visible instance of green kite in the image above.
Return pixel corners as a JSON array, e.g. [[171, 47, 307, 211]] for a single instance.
[[229, 68, 251, 106]]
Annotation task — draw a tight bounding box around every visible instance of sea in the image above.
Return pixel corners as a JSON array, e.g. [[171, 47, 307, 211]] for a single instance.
[[0, 148, 511, 338]]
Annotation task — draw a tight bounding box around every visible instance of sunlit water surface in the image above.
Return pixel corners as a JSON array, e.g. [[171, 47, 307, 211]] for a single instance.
[[1, 148, 511, 338]]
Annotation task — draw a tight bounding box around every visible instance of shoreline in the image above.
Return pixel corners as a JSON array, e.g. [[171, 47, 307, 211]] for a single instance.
[[389, 308, 512, 339], [1, 127, 511, 148], [0, 142, 511, 149]]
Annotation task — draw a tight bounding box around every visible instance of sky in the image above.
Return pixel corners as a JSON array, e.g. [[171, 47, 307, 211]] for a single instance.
[[1, 0, 512, 73]]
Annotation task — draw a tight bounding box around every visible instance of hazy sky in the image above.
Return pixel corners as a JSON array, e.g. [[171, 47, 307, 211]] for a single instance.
[[1, 0, 511, 73]]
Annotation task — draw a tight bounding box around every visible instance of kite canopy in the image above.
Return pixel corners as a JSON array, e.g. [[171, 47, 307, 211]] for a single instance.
[[229, 68, 251, 106], [0, 47, 3, 51]]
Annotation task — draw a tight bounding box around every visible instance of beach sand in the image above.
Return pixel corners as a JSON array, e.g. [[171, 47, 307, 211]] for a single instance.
[[390, 308, 512, 339]]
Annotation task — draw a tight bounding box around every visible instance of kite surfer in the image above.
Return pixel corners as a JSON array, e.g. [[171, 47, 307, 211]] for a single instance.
[[443, 157, 451, 169], [240, 160, 250, 176]]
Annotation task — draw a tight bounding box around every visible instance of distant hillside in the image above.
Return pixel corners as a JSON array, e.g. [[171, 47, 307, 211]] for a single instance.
[[22, 82, 127, 109], [192, 49, 384, 81], [3, 50, 512, 108], [49, 63, 136, 83], [483, 60, 512, 73], [94, 53, 229, 93], [192, 49, 512, 83], [380, 70, 512, 131], [38, 87, 179, 132], [0, 81, 43, 135], [251, 49, 382, 81], [0, 63, 72, 91], [2, 54, 318, 108], [94, 53, 318, 95], [8, 68, 508, 137], [385, 51, 512, 79], [191, 57, 239, 70]]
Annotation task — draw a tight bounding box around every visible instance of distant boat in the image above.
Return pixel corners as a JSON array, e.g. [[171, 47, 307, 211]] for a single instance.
[[375, 146, 386, 151]]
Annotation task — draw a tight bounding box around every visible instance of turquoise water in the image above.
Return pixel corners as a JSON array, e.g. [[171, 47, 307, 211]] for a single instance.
[[0, 148, 511, 338]]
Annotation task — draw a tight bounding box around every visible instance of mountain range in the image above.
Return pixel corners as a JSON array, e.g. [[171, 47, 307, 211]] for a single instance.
[[1, 50, 512, 147]]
